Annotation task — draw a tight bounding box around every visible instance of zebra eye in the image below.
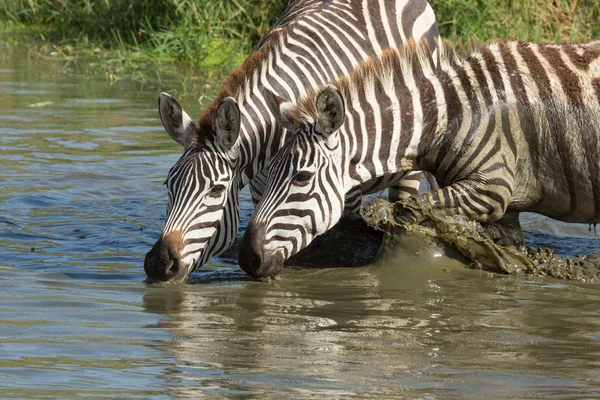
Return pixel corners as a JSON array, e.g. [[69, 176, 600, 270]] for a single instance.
[[293, 171, 314, 186], [208, 184, 226, 198]]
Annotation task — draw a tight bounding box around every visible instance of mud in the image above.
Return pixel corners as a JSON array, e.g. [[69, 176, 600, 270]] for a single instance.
[[286, 213, 383, 268], [361, 198, 600, 283]]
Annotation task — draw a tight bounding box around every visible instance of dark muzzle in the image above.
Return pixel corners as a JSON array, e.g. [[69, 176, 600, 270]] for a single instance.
[[144, 232, 189, 282], [238, 223, 284, 279]]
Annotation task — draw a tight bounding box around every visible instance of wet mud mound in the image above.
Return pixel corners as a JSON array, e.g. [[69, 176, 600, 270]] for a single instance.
[[361, 198, 600, 284], [286, 214, 383, 268]]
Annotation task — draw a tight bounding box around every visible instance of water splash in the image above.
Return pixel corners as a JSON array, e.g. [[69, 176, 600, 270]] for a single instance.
[[361, 198, 600, 283]]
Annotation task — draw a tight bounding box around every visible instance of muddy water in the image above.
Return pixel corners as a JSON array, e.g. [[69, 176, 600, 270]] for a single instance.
[[1, 45, 600, 398]]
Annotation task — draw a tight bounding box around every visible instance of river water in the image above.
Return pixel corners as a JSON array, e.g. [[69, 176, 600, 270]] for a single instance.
[[1, 44, 600, 399]]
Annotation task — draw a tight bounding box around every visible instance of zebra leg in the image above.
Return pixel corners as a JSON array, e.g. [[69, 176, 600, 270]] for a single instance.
[[389, 171, 438, 201], [480, 211, 525, 247], [342, 185, 363, 221], [393, 180, 512, 225], [388, 171, 421, 201]]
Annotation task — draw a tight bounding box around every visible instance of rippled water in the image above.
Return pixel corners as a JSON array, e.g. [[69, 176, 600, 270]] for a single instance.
[[2, 45, 600, 398]]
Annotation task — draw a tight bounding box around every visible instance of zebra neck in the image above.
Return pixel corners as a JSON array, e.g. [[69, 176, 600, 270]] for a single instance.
[[341, 90, 424, 184], [216, 34, 301, 186], [413, 48, 515, 181], [340, 45, 514, 182], [238, 113, 288, 186]]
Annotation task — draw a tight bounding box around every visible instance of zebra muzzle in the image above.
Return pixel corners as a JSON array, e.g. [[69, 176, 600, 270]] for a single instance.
[[144, 232, 189, 282], [238, 223, 284, 279]]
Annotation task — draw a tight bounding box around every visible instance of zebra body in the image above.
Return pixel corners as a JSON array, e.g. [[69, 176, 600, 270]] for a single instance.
[[144, 0, 439, 282], [239, 38, 600, 278]]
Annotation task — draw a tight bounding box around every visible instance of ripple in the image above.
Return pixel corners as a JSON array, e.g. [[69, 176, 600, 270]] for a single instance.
[[186, 267, 253, 284], [69, 98, 123, 104], [1, 44, 600, 400]]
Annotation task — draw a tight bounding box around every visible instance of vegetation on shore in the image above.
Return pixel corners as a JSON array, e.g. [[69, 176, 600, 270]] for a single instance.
[[0, 0, 286, 67], [0, 0, 286, 97], [431, 0, 600, 43], [1, 0, 599, 95]]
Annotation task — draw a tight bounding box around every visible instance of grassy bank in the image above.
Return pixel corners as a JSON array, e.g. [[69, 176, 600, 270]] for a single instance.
[[431, 0, 600, 43], [0, 0, 286, 69], [1, 0, 599, 95]]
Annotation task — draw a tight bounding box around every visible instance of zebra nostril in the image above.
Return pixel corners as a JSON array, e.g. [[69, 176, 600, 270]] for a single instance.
[[250, 254, 262, 273], [238, 243, 263, 278], [166, 256, 180, 276], [238, 223, 267, 278]]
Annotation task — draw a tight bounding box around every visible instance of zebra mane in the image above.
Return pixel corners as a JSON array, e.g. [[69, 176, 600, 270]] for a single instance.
[[290, 38, 469, 124], [196, 29, 287, 142], [196, 0, 335, 144]]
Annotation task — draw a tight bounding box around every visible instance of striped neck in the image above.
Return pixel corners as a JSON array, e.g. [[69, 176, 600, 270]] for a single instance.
[[414, 41, 522, 184], [327, 41, 517, 188]]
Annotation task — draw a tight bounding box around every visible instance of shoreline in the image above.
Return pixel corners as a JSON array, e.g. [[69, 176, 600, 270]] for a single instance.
[[1, 1, 597, 101]]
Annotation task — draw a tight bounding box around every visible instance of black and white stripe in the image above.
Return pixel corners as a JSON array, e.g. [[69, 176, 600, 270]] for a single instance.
[[144, 0, 440, 282], [239, 38, 600, 278]]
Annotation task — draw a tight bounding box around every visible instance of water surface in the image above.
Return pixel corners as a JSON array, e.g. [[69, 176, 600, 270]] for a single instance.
[[1, 45, 600, 398]]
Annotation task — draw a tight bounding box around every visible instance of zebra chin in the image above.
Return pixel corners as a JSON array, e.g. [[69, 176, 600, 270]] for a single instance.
[[238, 223, 285, 279], [144, 232, 193, 283]]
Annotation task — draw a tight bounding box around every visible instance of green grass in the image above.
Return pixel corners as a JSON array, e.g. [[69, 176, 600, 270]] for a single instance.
[[1, 0, 599, 93], [0, 0, 287, 71], [430, 0, 600, 43]]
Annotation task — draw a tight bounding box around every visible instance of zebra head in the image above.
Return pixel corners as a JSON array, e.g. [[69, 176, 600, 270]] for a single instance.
[[144, 93, 243, 282], [238, 85, 349, 279]]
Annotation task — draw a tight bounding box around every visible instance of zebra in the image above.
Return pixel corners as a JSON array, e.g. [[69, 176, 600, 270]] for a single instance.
[[238, 38, 600, 279], [143, 0, 440, 282]]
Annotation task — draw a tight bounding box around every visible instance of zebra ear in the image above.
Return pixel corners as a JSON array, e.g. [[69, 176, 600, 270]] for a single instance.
[[215, 97, 241, 150], [262, 88, 296, 130], [159, 92, 197, 147], [316, 84, 345, 136]]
